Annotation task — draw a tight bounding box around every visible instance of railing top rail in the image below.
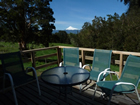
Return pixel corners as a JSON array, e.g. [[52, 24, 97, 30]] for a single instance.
[[21, 46, 58, 53], [20, 45, 140, 57], [112, 50, 140, 56], [58, 46, 95, 51], [58, 46, 140, 57]]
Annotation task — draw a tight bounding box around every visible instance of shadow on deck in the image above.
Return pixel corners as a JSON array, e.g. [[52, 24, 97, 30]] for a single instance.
[[0, 80, 140, 105]]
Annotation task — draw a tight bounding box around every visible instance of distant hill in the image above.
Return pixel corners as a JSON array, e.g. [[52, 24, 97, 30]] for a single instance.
[[52, 30, 81, 34]]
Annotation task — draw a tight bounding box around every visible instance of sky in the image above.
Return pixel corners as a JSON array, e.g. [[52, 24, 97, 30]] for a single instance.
[[50, 0, 128, 30]]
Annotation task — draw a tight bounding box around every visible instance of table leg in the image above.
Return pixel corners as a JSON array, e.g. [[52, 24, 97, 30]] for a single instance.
[[59, 86, 72, 98]]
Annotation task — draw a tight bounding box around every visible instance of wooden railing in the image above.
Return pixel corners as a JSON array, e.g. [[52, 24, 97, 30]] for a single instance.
[[58, 46, 140, 77], [1, 46, 140, 78], [21, 46, 61, 71], [1, 45, 140, 91], [0, 46, 61, 91]]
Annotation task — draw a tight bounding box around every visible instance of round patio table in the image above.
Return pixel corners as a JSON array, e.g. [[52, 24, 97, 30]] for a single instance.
[[41, 66, 89, 86], [41, 66, 90, 96]]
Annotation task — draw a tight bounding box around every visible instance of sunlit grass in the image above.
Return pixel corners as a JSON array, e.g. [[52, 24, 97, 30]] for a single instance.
[[2, 42, 139, 89], [0, 41, 19, 53]]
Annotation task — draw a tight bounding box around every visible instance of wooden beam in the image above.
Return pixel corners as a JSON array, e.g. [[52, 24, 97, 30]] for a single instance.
[[119, 54, 123, 78], [21, 46, 58, 53], [31, 52, 36, 68], [35, 61, 58, 70], [56, 48, 62, 66], [81, 50, 85, 66], [35, 53, 57, 61]]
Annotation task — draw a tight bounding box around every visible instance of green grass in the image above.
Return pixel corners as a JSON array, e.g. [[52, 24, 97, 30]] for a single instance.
[[0, 42, 73, 76], [49, 43, 74, 47], [21, 43, 73, 76], [108, 65, 119, 80], [0, 41, 19, 53], [3, 42, 138, 88], [0, 41, 120, 77], [1, 41, 140, 91]]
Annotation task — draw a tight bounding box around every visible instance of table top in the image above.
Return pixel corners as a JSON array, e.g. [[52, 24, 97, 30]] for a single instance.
[[41, 66, 90, 86]]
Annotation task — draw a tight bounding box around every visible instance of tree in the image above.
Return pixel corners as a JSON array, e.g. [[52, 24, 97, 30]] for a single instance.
[[52, 31, 70, 44], [120, 0, 140, 13], [0, 0, 55, 50]]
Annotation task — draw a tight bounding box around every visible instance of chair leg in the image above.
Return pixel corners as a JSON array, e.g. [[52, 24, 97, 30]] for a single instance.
[[107, 88, 114, 105], [79, 80, 92, 93], [107, 93, 113, 105], [79, 84, 82, 93], [3, 75, 6, 92], [12, 86, 18, 105], [27, 67, 41, 95], [135, 88, 140, 103], [92, 84, 97, 100], [36, 78, 41, 96], [5, 73, 18, 105]]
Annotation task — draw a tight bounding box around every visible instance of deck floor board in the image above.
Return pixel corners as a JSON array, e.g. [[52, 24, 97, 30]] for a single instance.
[[0, 80, 140, 105]]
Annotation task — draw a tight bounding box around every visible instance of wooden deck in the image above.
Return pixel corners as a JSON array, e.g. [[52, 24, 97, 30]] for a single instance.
[[0, 80, 140, 105]]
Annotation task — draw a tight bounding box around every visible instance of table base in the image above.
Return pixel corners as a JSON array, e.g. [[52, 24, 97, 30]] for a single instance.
[[59, 86, 72, 97]]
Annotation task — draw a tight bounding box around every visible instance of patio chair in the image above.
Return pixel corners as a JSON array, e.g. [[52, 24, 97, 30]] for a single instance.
[[81, 49, 112, 91], [0, 51, 41, 105], [59, 48, 82, 68], [95, 55, 140, 105], [59, 48, 82, 92]]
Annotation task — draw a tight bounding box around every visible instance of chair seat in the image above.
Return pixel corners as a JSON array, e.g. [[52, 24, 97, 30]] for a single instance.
[[93, 55, 140, 105], [90, 70, 109, 81], [12, 72, 35, 86], [97, 80, 135, 96], [89, 70, 99, 81], [0, 51, 41, 105]]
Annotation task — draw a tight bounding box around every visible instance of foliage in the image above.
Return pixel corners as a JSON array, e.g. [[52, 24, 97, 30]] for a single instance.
[[71, 10, 140, 52], [51, 31, 70, 44], [0, 41, 19, 53], [120, 0, 140, 13], [0, 0, 55, 50], [68, 33, 79, 46], [0, 41, 74, 76]]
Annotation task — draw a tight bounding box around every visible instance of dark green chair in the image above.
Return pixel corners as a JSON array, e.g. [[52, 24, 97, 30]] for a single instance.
[[0, 51, 41, 105], [82, 49, 112, 91], [95, 55, 140, 105], [59, 48, 82, 68]]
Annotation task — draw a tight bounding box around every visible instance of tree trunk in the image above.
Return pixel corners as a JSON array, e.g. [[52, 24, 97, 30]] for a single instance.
[[18, 41, 27, 51]]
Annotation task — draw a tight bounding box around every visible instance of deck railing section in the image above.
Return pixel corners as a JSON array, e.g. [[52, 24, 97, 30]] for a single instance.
[[58, 46, 140, 77], [0, 46, 61, 91], [1, 46, 140, 78], [21, 46, 60, 70]]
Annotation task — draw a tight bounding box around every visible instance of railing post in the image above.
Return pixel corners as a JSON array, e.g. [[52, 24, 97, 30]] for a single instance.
[[81, 50, 85, 66], [119, 53, 123, 78], [31, 52, 36, 68], [57, 47, 62, 66]]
